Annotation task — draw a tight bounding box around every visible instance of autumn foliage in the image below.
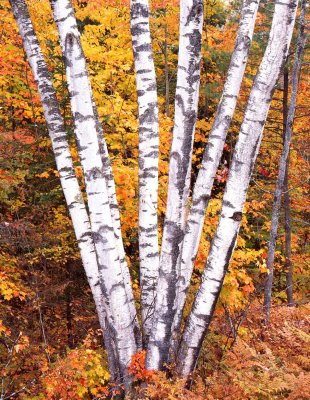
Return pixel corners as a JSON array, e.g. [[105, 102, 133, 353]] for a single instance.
[[0, 0, 309, 398]]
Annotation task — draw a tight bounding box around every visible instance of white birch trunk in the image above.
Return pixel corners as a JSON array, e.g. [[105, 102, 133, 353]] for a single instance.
[[146, 0, 204, 370], [49, 0, 141, 350], [50, 0, 138, 378], [9, 0, 121, 379], [178, 0, 298, 375], [94, 108, 142, 350], [264, 0, 306, 323], [171, 0, 260, 347], [130, 0, 159, 343]]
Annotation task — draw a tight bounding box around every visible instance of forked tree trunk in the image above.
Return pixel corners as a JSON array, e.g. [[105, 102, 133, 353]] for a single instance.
[[171, 0, 260, 350], [49, 0, 139, 378], [9, 0, 120, 379], [146, 0, 204, 370], [49, 2, 139, 344], [178, 0, 298, 375], [130, 0, 160, 343], [11, 0, 304, 383], [264, 0, 306, 322]]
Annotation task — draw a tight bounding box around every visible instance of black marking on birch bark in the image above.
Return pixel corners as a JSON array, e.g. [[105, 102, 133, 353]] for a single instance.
[[256, 79, 268, 87], [191, 194, 210, 207], [79, 231, 93, 239], [140, 242, 152, 248], [131, 2, 149, 19], [139, 102, 157, 124], [177, 109, 196, 197], [53, 135, 68, 143], [208, 277, 222, 283], [140, 224, 157, 233], [141, 171, 156, 179], [247, 118, 265, 126], [147, 252, 159, 258], [187, 29, 202, 60], [236, 34, 251, 52], [222, 200, 234, 209], [53, 9, 75, 23], [185, 0, 203, 26], [248, 135, 261, 174], [88, 192, 107, 197], [72, 71, 88, 78], [131, 25, 148, 36], [110, 282, 126, 294], [75, 140, 88, 152], [135, 43, 152, 52], [136, 69, 152, 74], [147, 82, 157, 91], [230, 212, 243, 221], [55, 145, 71, 153], [203, 155, 214, 163], [209, 134, 222, 140], [85, 167, 103, 180], [175, 94, 185, 114], [74, 51, 85, 61], [139, 126, 153, 133], [64, 33, 76, 61], [144, 165, 158, 173], [68, 201, 81, 209], [74, 111, 94, 122], [98, 224, 114, 234], [224, 231, 238, 271], [144, 151, 159, 159], [189, 209, 205, 217]]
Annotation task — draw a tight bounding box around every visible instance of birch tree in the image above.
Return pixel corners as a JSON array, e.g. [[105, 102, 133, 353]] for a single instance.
[[177, 0, 298, 375], [9, 0, 302, 384], [264, 0, 307, 322], [50, 0, 141, 379], [171, 0, 260, 349], [146, 0, 204, 370], [130, 0, 159, 342], [8, 0, 120, 379]]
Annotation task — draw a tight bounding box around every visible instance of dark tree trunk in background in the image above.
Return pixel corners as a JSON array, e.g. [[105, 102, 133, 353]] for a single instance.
[[264, 0, 306, 323]]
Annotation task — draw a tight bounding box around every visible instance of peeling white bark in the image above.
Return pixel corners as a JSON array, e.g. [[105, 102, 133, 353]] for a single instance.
[[171, 0, 260, 350], [130, 0, 159, 342], [9, 0, 120, 379], [50, 0, 138, 378], [94, 108, 141, 350], [264, 0, 306, 323], [178, 0, 298, 375], [147, 0, 204, 370]]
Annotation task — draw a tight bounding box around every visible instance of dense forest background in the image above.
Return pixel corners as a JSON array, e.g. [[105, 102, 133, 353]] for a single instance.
[[0, 0, 309, 398]]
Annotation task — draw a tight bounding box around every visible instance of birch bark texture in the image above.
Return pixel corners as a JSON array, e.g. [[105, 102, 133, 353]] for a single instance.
[[50, 0, 138, 377], [171, 0, 260, 346], [130, 0, 160, 342], [146, 0, 204, 370], [178, 0, 298, 376], [264, 0, 307, 322], [8, 0, 120, 379]]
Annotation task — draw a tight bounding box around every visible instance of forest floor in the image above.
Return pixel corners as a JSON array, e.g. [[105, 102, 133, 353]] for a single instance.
[[126, 302, 310, 400]]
